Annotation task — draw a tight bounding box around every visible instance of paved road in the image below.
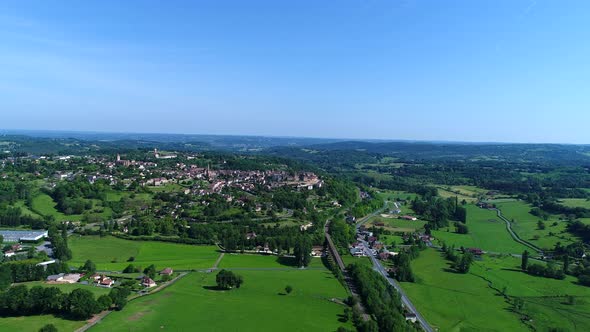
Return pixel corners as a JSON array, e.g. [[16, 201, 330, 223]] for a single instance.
[[357, 236, 434, 332], [356, 200, 435, 332]]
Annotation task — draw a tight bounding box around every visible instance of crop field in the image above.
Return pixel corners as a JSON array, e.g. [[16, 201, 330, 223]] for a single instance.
[[69, 236, 220, 271], [559, 198, 590, 209], [432, 205, 529, 254], [493, 200, 576, 249], [91, 269, 352, 332], [401, 248, 590, 332]]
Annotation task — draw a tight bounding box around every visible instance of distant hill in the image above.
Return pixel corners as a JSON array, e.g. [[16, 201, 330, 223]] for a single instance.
[[265, 141, 590, 166], [0, 130, 345, 152]]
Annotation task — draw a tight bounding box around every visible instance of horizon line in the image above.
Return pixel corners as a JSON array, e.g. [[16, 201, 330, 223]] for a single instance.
[[0, 127, 588, 146]]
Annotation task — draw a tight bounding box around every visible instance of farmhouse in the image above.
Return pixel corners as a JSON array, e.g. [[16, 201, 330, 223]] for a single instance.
[[405, 313, 417, 323], [47, 273, 65, 282], [400, 215, 417, 221], [142, 276, 157, 288], [378, 252, 391, 260], [350, 247, 364, 257], [468, 248, 484, 256], [311, 246, 325, 257], [61, 273, 82, 284], [160, 268, 174, 276], [99, 277, 115, 288]]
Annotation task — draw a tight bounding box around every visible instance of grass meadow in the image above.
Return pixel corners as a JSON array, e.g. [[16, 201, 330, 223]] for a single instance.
[[494, 200, 576, 249], [218, 253, 325, 269], [69, 235, 220, 271], [559, 198, 590, 209], [433, 205, 530, 254], [0, 314, 86, 332], [400, 248, 590, 332], [31, 193, 83, 222], [91, 269, 352, 332]]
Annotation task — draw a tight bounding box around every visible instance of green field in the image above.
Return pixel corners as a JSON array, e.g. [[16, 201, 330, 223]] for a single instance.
[[0, 314, 85, 332], [401, 249, 525, 331], [433, 205, 529, 254], [401, 248, 590, 332], [12, 199, 43, 218], [218, 253, 325, 269], [494, 200, 576, 249], [559, 198, 590, 209], [91, 270, 352, 332], [69, 236, 220, 271], [0, 282, 112, 331], [31, 193, 83, 222], [367, 217, 426, 232], [341, 254, 372, 268]]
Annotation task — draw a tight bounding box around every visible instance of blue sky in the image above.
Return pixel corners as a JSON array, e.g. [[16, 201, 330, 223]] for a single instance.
[[1, 1, 589, 143]]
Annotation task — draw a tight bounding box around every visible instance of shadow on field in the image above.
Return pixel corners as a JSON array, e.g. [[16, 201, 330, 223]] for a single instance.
[[203, 285, 225, 291], [443, 268, 462, 274], [276, 256, 298, 267]]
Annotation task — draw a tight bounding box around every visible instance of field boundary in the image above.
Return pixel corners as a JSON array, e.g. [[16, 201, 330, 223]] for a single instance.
[[75, 272, 188, 332]]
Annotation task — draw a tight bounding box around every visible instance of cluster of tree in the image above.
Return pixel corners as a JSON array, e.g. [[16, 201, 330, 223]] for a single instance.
[[566, 221, 590, 244], [411, 196, 466, 229], [391, 252, 415, 282], [0, 206, 46, 229], [317, 178, 358, 207], [348, 263, 416, 332], [293, 234, 312, 267], [271, 187, 310, 210], [442, 243, 473, 274], [350, 193, 383, 218], [215, 269, 243, 289], [48, 224, 71, 261], [0, 259, 70, 287], [49, 178, 108, 215], [535, 200, 590, 219], [0, 285, 111, 320], [526, 263, 565, 280], [570, 259, 590, 287], [455, 222, 469, 234], [329, 218, 356, 253], [0, 179, 32, 205]]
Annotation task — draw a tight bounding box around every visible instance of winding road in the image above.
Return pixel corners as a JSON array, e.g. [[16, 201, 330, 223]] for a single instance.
[[492, 208, 544, 255]]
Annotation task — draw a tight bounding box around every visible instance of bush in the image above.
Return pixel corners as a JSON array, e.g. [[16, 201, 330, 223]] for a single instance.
[[39, 324, 58, 332]]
